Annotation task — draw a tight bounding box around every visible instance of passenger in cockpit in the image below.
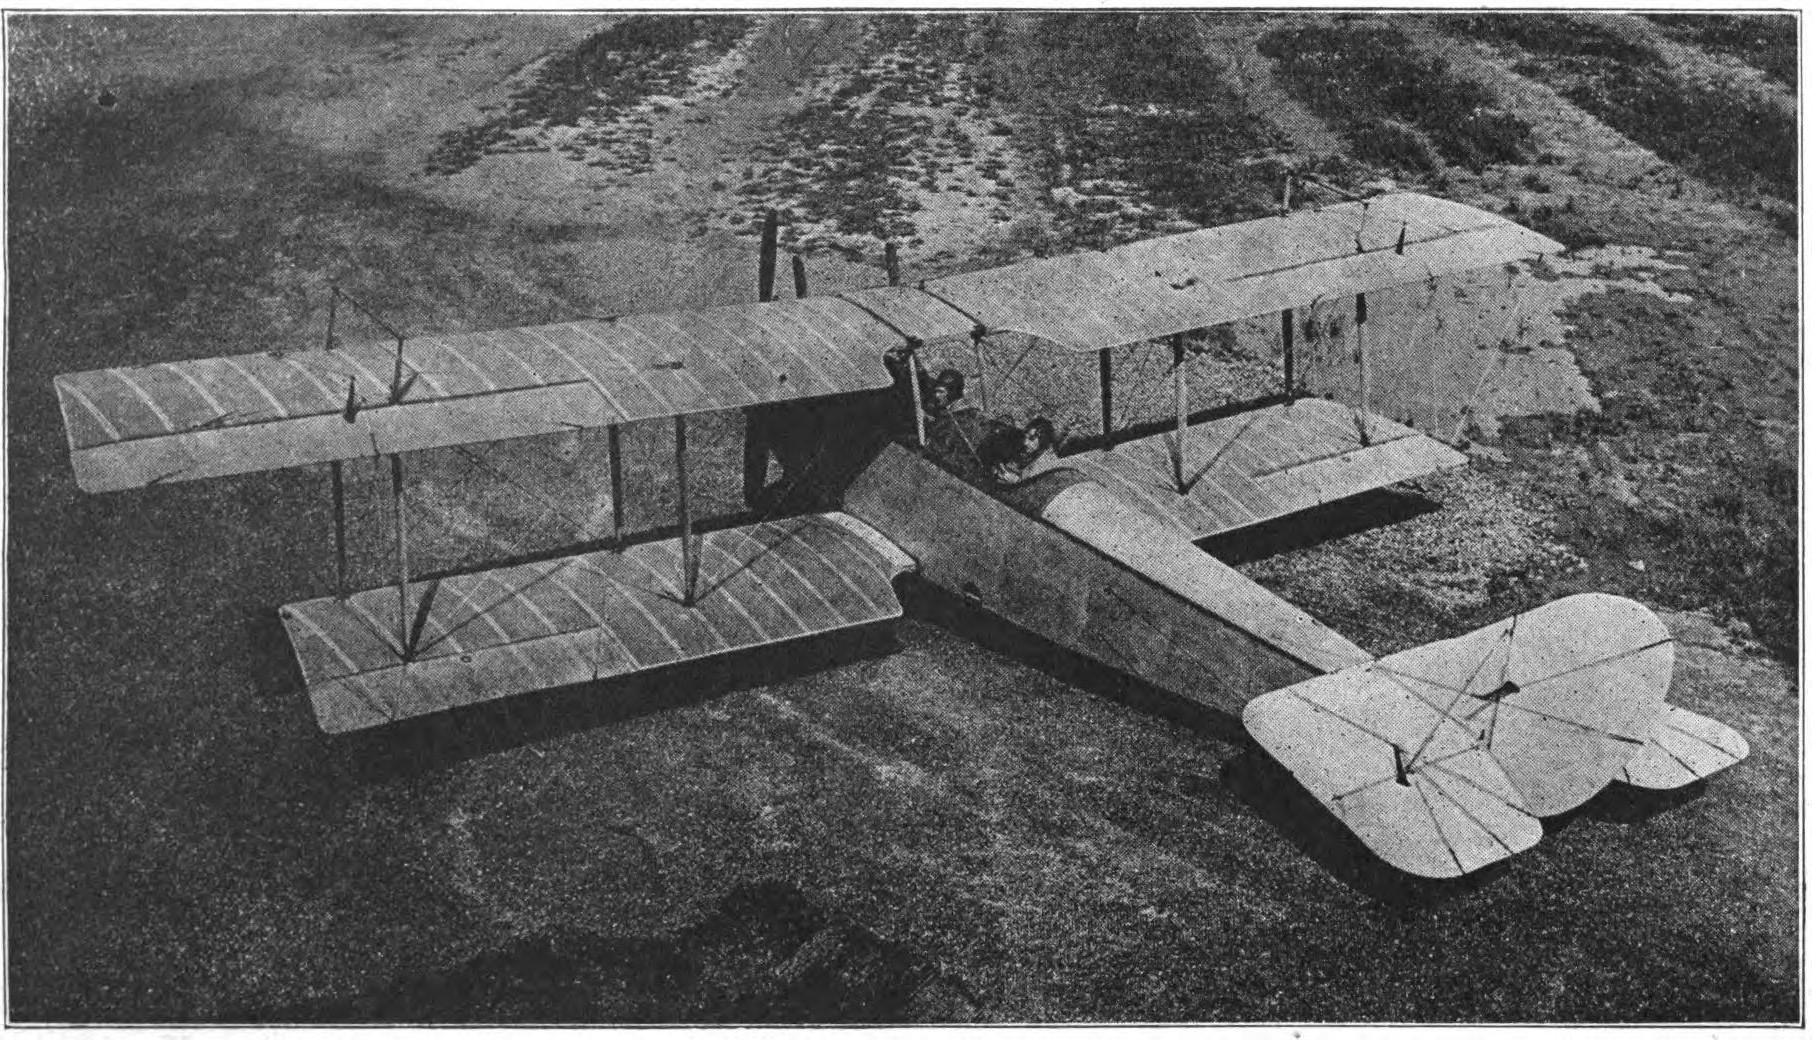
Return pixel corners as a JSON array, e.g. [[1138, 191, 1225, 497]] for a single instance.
[[924, 368, 966, 419], [924, 369, 991, 476], [989, 417, 1057, 486]]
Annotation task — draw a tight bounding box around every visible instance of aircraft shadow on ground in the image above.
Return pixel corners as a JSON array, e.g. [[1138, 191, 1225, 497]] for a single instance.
[[1221, 746, 1512, 907], [894, 578, 1250, 746], [1227, 748, 1712, 904], [1560, 778, 1709, 827], [235, 877, 978, 1024], [1200, 486, 1443, 565], [895, 566, 1512, 905]]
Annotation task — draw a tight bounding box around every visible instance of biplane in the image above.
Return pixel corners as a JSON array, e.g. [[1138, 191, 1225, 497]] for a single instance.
[[53, 192, 1749, 880]]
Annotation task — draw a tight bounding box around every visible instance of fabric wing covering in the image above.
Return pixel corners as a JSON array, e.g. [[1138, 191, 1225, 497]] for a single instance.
[[55, 193, 1558, 492], [852, 192, 1565, 350], [55, 296, 904, 492], [1054, 398, 1467, 541], [1242, 594, 1706, 878], [282, 512, 915, 733]]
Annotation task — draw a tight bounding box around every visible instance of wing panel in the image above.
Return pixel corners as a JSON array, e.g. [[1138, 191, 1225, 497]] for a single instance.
[[839, 285, 976, 344], [66, 381, 611, 492], [1058, 399, 1465, 540], [406, 335, 502, 396], [58, 296, 902, 492], [694, 536, 810, 642], [640, 311, 770, 404], [477, 326, 594, 386], [737, 521, 872, 620], [920, 193, 1561, 350], [1252, 430, 1466, 515], [282, 514, 910, 733], [716, 525, 845, 633], [198, 354, 329, 419]]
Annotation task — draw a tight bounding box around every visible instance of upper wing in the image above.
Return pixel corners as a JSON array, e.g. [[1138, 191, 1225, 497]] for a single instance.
[[858, 192, 1564, 351], [55, 193, 1553, 493], [56, 295, 902, 492]]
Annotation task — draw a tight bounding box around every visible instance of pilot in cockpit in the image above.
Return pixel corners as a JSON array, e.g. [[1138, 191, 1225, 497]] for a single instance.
[[924, 369, 986, 463], [989, 417, 1057, 486]]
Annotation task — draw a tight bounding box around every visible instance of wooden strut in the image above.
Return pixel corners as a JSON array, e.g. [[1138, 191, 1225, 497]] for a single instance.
[[391, 335, 406, 403], [608, 424, 625, 551], [676, 416, 697, 607], [325, 292, 347, 599], [792, 254, 808, 299], [971, 328, 990, 414], [390, 452, 412, 661], [331, 461, 348, 599], [1356, 292, 1371, 447], [888, 239, 921, 446], [1281, 307, 1295, 399], [758, 210, 779, 303], [1171, 335, 1189, 491], [907, 344, 926, 448], [744, 211, 781, 507], [1098, 348, 1113, 446]]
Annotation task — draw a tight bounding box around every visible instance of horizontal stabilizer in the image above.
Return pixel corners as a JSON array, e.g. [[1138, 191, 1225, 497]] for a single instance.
[[1620, 704, 1751, 790], [281, 513, 912, 733], [1061, 398, 1466, 541], [1245, 594, 1674, 878]]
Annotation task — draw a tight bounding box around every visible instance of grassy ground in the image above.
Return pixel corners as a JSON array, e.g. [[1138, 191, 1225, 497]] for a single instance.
[[6, 13, 1799, 1023], [1260, 20, 1532, 175], [1447, 14, 1796, 202]]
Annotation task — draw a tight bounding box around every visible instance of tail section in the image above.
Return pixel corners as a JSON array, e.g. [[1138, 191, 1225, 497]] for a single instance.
[[1245, 595, 1747, 878]]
